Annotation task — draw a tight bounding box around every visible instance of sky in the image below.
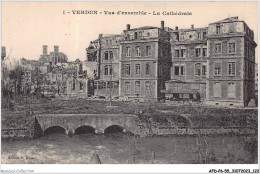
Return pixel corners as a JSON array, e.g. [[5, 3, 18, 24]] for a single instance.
[[1, 1, 258, 62]]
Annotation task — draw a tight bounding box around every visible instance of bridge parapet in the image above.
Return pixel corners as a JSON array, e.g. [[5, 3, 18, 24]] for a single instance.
[[35, 114, 139, 135]]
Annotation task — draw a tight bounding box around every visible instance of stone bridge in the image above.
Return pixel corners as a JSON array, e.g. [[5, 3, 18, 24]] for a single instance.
[[35, 114, 139, 135]]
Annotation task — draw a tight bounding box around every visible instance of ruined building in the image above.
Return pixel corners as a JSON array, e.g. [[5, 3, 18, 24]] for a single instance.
[[86, 17, 257, 107]]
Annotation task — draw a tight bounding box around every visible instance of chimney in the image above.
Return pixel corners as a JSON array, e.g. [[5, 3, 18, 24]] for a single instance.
[[126, 24, 130, 31], [175, 26, 178, 30], [98, 34, 103, 38], [191, 24, 194, 29], [54, 45, 59, 52], [161, 21, 164, 30], [43, 45, 47, 55]]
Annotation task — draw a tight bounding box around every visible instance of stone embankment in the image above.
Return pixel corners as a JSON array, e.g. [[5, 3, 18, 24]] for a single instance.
[[2, 118, 256, 139]]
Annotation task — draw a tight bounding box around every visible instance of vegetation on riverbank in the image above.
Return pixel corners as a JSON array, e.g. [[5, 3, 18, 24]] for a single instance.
[[1, 98, 258, 138]]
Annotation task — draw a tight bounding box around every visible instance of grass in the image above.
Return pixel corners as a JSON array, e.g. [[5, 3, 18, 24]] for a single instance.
[[1, 98, 258, 130]]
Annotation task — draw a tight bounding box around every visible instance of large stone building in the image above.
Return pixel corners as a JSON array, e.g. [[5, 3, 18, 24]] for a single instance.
[[119, 22, 171, 100], [86, 34, 123, 98], [205, 17, 257, 107], [86, 17, 256, 107], [163, 25, 208, 101]]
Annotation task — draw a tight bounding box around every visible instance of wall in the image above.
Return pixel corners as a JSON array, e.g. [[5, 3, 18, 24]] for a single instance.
[[66, 77, 88, 97]]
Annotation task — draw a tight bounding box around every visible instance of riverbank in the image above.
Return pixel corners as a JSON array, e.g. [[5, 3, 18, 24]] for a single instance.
[[1, 99, 258, 139]]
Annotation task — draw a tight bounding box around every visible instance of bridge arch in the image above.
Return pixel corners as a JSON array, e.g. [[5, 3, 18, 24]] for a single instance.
[[43, 126, 66, 135], [104, 125, 125, 134], [74, 125, 96, 135]]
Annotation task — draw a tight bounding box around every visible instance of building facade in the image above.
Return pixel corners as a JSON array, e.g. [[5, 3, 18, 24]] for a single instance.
[[205, 17, 257, 107], [163, 25, 208, 101], [119, 22, 171, 100], [87, 17, 256, 107]]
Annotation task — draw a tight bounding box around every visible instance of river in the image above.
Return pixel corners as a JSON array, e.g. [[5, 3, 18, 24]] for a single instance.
[[1, 133, 251, 164]]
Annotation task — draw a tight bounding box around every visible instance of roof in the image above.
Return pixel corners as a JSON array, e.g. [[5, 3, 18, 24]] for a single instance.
[[209, 16, 241, 25], [102, 34, 122, 38], [128, 26, 158, 31]]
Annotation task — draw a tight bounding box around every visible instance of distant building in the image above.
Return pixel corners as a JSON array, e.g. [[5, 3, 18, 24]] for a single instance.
[[84, 40, 99, 78], [1, 46, 6, 60], [66, 77, 88, 97], [39, 45, 68, 65]]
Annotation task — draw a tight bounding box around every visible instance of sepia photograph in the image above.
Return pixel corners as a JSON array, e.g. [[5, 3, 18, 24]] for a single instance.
[[1, 1, 259, 173]]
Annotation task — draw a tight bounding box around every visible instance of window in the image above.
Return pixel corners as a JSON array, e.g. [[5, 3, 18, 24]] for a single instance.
[[134, 32, 138, 39], [195, 48, 201, 57], [126, 47, 131, 57], [195, 63, 201, 76], [175, 50, 180, 58], [110, 39, 112, 45], [213, 82, 221, 97], [197, 32, 201, 39], [214, 62, 221, 75], [174, 66, 179, 75], [125, 64, 130, 75], [228, 43, 236, 53], [228, 82, 236, 98], [145, 62, 150, 75], [145, 81, 151, 93], [125, 82, 131, 94], [109, 65, 112, 75], [109, 51, 113, 59], [104, 51, 109, 60], [202, 48, 207, 57], [228, 62, 236, 75], [180, 65, 185, 75], [180, 49, 186, 58], [203, 32, 206, 39], [136, 46, 141, 57], [104, 65, 109, 75], [135, 64, 140, 75], [80, 82, 83, 90], [146, 45, 151, 56], [135, 81, 140, 94], [139, 31, 142, 39], [72, 81, 75, 90], [215, 44, 222, 53], [202, 65, 207, 75], [106, 40, 109, 45], [216, 25, 221, 34]]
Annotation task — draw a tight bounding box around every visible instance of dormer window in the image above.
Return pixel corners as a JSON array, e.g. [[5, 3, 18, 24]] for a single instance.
[[197, 32, 201, 39], [134, 32, 138, 39], [139, 31, 142, 39], [216, 25, 221, 34]]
